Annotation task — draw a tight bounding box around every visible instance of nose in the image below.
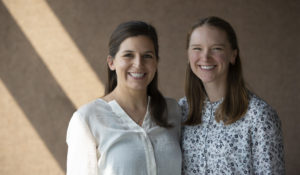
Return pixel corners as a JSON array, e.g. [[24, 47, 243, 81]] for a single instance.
[[201, 49, 210, 61], [133, 54, 143, 67]]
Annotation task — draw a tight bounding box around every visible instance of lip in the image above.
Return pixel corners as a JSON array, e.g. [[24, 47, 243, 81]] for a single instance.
[[198, 65, 216, 70], [128, 72, 146, 79]]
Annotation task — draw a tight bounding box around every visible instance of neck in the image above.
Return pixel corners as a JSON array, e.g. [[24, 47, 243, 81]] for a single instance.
[[204, 81, 226, 102], [112, 86, 148, 109], [109, 86, 149, 126]]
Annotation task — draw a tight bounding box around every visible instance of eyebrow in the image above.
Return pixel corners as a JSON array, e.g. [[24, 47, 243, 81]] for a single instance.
[[122, 50, 154, 54], [190, 44, 226, 47], [144, 51, 154, 54], [212, 44, 226, 47], [122, 50, 134, 53], [190, 44, 201, 47]]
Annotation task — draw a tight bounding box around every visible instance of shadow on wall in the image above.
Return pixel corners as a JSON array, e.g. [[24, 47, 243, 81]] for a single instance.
[[0, 2, 75, 171], [45, 0, 110, 84]]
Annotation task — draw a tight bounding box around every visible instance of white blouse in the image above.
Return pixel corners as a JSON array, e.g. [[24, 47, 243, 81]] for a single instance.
[[66, 97, 182, 175]]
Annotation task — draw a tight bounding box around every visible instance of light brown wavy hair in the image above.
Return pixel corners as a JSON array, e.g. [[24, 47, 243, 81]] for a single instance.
[[184, 16, 249, 125]]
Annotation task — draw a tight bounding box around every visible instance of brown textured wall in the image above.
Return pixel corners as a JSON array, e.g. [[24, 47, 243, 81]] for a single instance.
[[1, 0, 299, 174]]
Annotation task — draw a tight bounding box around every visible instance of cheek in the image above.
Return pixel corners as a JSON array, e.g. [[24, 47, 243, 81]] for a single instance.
[[214, 53, 229, 63], [188, 52, 198, 63], [115, 60, 129, 69], [188, 54, 199, 72], [146, 60, 158, 71]]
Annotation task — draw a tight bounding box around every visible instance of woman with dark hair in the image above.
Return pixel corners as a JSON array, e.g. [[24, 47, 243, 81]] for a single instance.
[[179, 16, 285, 174], [66, 21, 182, 175]]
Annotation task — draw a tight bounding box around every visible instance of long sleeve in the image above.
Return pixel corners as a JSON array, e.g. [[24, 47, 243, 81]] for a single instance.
[[66, 112, 98, 175], [251, 106, 285, 175]]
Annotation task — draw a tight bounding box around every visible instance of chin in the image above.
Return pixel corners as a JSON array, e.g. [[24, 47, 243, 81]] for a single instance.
[[199, 77, 215, 84], [128, 85, 148, 91]]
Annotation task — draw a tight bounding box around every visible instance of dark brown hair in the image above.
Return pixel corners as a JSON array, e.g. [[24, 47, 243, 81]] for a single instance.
[[106, 21, 171, 128], [184, 16, 249, 125]]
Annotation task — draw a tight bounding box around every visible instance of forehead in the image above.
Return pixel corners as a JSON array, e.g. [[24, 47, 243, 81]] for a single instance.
[[119, 35, 155, 51], [190, 25, 228, 44]]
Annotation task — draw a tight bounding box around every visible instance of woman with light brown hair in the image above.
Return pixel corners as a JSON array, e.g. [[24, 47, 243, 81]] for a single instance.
[[179, 16, 285, 174]]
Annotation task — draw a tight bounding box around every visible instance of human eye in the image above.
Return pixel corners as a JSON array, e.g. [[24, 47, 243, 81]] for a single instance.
[[192, 47, 202, 51], [123, 53, 134, 58], [211, 47, 224, 52], [212, 45, 224, 51], [143, 54, 154, 59]]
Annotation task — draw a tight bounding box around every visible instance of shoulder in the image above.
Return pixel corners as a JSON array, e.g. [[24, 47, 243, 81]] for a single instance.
[[165, 97, 179, 107], [178, 96, 187, 107], [74, 99, 112, 123], [164, 97, 182, 123], [248, 92, 277, 117], [178, 97, 188, 112], [247, 92, 281, 128], [178, 97, 189, 120], [164, 97, 181, 113]]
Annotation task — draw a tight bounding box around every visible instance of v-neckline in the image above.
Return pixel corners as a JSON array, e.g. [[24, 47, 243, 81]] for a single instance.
[[107, 97, 150, 128]]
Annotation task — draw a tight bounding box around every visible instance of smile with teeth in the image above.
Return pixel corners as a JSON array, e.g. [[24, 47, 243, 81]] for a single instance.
[[129, 72, 146, 79], [199, 65, 216, 70]]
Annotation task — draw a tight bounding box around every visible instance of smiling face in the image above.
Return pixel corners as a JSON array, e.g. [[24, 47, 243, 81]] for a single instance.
[[107, 35, 158, 92], [188, 25, 237, 87]]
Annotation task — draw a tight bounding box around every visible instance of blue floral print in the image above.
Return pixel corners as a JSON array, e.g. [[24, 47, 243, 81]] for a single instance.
[[179, 92, 285, 175]]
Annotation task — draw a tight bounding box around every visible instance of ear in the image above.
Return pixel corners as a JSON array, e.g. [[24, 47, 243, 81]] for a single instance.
[[107, 55, 115, 70], [230, 49, 237, 64]]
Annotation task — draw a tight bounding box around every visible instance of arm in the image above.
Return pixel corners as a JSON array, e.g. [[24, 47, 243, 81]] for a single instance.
[[251, 106, 285, 175], [66, 112, 98, 175]]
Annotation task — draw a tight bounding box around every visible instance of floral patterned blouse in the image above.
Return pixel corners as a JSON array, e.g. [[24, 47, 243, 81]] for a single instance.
[[179, 92, 285, 175]]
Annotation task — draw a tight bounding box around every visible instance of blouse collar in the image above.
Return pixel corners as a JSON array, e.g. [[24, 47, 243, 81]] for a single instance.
[[108, 96, 151, 129]]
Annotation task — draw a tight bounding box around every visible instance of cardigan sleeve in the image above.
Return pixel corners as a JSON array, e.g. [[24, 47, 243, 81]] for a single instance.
[[251, 106, 285, 175], [66, 112, 98, 175]]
